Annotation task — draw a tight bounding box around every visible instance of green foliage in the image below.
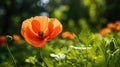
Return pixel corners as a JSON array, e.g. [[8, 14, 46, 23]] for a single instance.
[[1, 29, 120, 67]]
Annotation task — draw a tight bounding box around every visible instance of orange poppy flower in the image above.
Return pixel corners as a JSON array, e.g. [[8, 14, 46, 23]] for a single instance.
[[21, 16, 62, 47], [107, 22, 115, 29], [62, 31, 74, 40], [99, 27, 111, 35], [0, 36, 7, 45], [115, 20, 120, 30], [12, 34, 21, 43]]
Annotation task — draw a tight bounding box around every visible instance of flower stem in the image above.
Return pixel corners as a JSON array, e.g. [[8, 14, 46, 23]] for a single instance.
[[37, 48, 48, 67], [6, 43, 17, 67]]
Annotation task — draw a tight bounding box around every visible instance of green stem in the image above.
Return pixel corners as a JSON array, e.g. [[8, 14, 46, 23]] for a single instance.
[[37, 48, 48, 67], [6, 43, 17, 67], [37, 48, 41, 59]]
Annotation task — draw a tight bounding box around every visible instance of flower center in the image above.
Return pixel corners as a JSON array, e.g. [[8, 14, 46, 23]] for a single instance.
[[38, 32, 44, 39]]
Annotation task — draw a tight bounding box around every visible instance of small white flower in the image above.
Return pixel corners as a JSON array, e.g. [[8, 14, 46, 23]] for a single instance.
[[50, 53, 66, 61], [58, 53, 66, 60], [70, 46, 92, 50]]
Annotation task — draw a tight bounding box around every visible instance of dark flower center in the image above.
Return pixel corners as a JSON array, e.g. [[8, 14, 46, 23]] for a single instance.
[[38, 32, 44, 39]]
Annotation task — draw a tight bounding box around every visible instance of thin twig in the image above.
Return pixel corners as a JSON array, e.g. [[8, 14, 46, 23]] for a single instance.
[[6, 43, 17, 67]]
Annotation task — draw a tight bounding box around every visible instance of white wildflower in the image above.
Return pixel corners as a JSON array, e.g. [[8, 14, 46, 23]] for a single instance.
[[50, 53, 66, 61]]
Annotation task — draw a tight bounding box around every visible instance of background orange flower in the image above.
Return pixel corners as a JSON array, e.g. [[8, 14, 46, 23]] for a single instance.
[[115, 20, 120, 30], [107, 22, 115, 29], [12, 34, 21, 43], [99, 27, 111, 35], [21, 16, 62, 48], [0, 36, 7, 45], [62, 31, 74, 40]]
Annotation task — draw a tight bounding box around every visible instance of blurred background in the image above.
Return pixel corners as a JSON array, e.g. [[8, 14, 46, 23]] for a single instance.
[[1, 0, 120, 66], [0, 0, 120, 35]]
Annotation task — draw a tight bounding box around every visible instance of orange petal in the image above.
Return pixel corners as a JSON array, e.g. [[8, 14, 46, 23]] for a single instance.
[[21, 19, 29, 36], [47, 18, 62, 39], [34, 16, 49, 32], [42, 19, 54, 38], [48, 19, 54, 33], [50, 18, 62, 28], [48, 25, 62, 39], [43, 19, 54, 38], [24, 27, 47, 47], [32, 20, 40, 33]]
